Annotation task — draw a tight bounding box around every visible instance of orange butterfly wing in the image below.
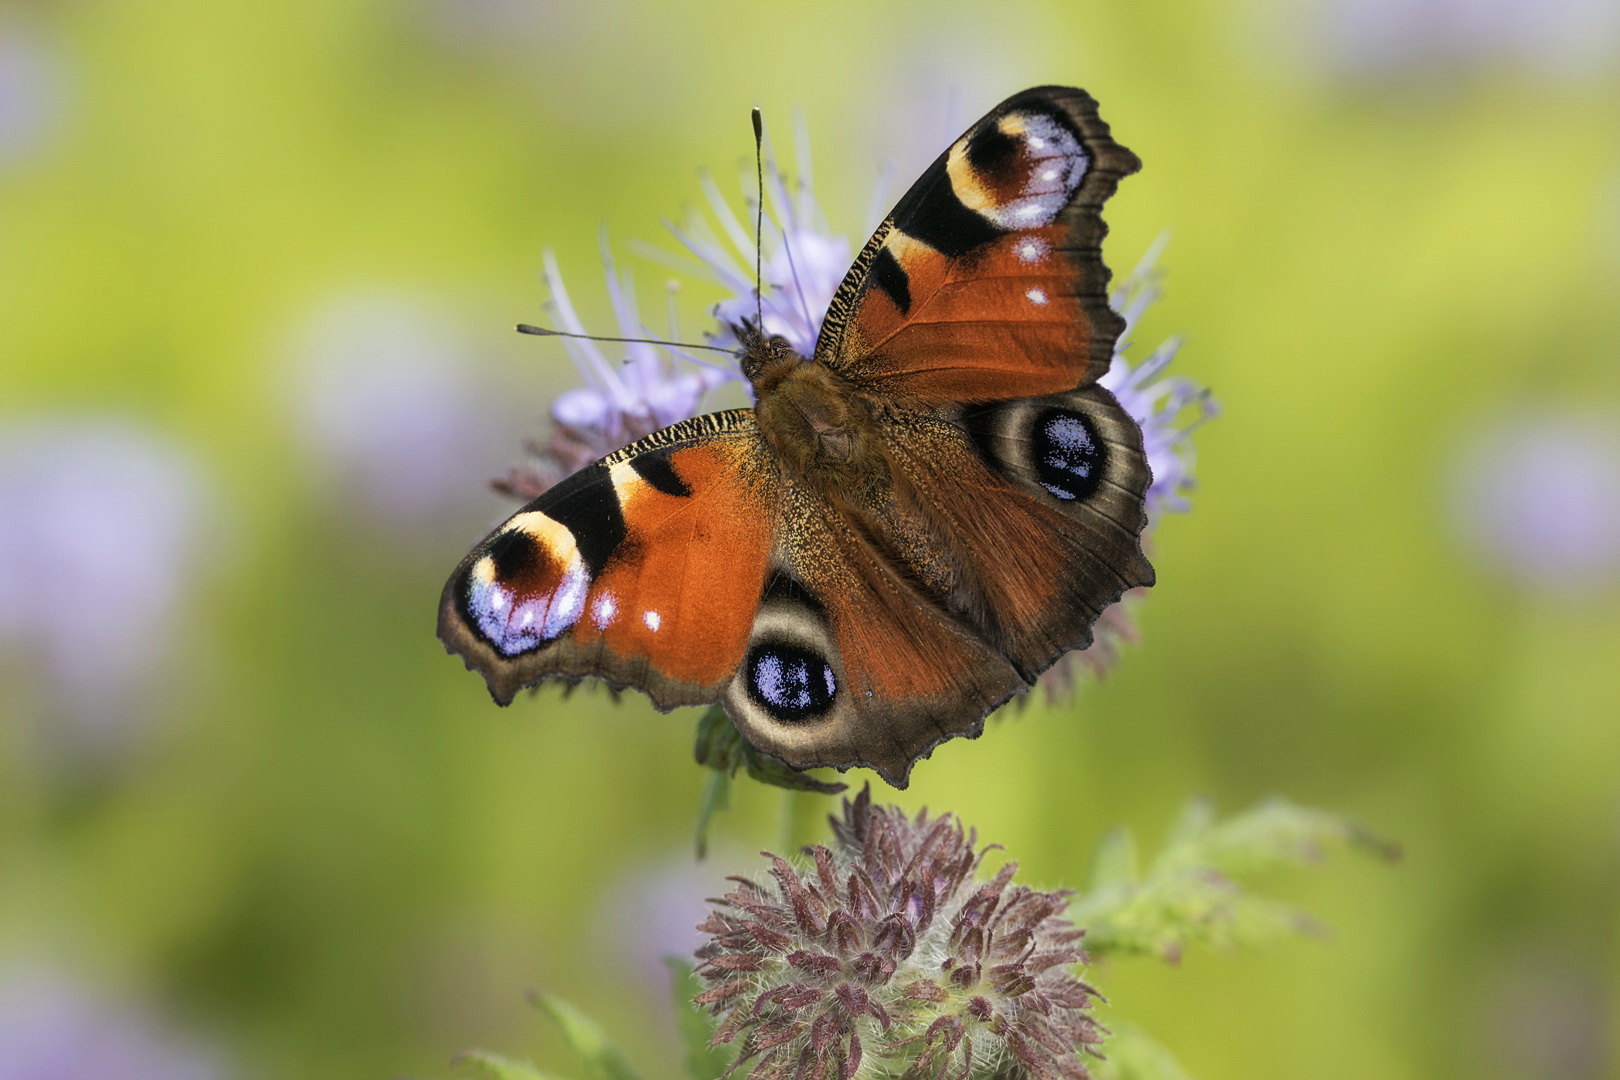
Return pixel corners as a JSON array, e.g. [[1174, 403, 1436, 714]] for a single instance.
[[438, 412, 778, 709], [815, 85, 1139, 403]]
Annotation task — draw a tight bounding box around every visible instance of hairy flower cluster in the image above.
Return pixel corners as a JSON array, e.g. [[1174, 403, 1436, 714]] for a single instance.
[[695, 790, 1103, 1080]]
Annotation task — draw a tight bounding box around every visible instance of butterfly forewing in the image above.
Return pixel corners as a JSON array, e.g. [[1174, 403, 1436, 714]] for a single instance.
[[815, 86, 1140, 402], [438, 411, 779, 709]]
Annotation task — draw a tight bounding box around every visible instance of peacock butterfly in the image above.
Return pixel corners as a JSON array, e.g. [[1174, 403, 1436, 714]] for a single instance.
[[438, 86, 1154, 787]]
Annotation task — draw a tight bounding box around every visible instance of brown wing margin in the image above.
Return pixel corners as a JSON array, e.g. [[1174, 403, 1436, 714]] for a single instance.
[[813, 86, 1141, 403]]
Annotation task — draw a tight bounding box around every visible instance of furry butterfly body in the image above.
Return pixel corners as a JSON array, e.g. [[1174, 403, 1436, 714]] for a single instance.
[[439, 86, 1154, 787]]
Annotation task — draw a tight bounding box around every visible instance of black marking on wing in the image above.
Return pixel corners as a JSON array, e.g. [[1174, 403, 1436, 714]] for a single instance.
[[534, 464, 625, 576], [891, 168, 1003, 258], [965, 118, 1020, 175], [485, 529, 538, 583], [762, 571, 827, 617], [869, 246, 911, 314], [631, 452, 692, 497], [887, 177, 997, 262], [1032, 407, 1106, 502], [960, 405, 1005, 478]]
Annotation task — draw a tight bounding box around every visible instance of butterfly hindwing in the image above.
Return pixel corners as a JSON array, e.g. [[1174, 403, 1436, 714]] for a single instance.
[[899, 384, 1156, 677], [721, 388, 1153, 788], [723, 483, 1026, 787], [438, 411, 779, 708], [815, 86, 1139, 402]]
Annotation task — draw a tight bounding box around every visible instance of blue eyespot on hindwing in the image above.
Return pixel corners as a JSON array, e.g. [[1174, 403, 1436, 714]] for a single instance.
[[745, 641, 837, 722], [1033, 408, 1105, 501]]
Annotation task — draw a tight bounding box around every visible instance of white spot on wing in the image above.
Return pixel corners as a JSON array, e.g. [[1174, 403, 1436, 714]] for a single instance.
[[1016, 238, 1048, 263], [1027, 288, 1048, 305], [643, 609, 661, 631], [592, 591, 618, 629]]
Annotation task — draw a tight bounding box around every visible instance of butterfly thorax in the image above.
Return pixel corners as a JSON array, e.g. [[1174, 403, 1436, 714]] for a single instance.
[[742, 332, 889, 499]]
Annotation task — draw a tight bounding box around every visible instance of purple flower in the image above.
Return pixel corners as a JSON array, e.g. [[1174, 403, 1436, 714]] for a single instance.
[[1099, 237, 1217, 518], [695, 789, 1103, 1080], [0, 967, 229, 1080], [0, 419, 209, 764], [496, 241, 734, 500], [593, 856, 732, 997], [287, 290, 513, 529], [0, 26, 69, 167], [1449, 411, 1620, 590], [666, 125, 852, 361], [1298, 0, 1620, 81]]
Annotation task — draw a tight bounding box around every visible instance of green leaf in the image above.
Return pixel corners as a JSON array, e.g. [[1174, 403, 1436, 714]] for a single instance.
[[664, 958, 735, 1080], [1151, 797, 1400, 878], [692, 705, 845, 815], [1088, 826, 1138, 890], [532, 994, 644, 1080], [452, 1050, 570, 1080], [1092, 1023, 1198, 1080], [1160, 797, 1214, 852], [695, 768, 731, 860], [1072, 797, 1395, 962]]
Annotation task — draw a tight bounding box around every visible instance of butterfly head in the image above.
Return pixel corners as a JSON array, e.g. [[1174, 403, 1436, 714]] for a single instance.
[[733, 318, 801, 386]]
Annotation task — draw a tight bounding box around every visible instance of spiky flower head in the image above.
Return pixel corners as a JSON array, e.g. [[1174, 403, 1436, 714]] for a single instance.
[[695, 789, 1103, 1080]]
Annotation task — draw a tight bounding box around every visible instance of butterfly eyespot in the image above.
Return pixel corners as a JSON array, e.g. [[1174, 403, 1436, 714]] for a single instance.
[[745, 641, 837, 722], [1033, 408, 1105, 502], [464, 526, 589, 656]]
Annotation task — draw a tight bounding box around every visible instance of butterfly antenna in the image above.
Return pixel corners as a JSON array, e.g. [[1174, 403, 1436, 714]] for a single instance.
[[515, 323, 735, 355], [752, 106, 764, 337]]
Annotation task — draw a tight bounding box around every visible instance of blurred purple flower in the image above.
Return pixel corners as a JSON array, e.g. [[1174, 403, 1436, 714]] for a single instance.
[[288, 291, 512, 529], [0, 26, 68, 167], [592, 856, 733, 997], [0, 419, 209, 761], [1304, 0, 1620, 81], [1474, 945, 1607, 1080], [1449, 411, 1620, 590], [0, 968, 228, 1080], [414, 0, 567, 44]]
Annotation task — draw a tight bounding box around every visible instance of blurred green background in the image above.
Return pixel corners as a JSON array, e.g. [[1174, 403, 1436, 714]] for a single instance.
[[2, 0, 1618, 1077]]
